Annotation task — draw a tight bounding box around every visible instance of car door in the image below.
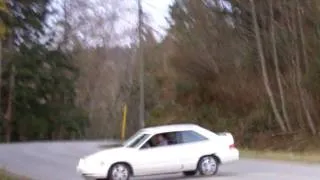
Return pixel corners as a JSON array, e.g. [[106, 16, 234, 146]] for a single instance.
[[175, 130, 210, 171], [130, 133, 182, 176]]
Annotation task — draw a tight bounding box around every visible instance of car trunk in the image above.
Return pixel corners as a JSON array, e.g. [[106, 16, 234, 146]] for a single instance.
[[216, 132, 236, 149]]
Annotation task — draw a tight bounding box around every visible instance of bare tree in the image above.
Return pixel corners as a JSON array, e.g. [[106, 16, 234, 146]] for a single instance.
[[269, 0, 292, 132], [294, 0, 316, 135], [250, 0, 287, 132], [54, 0, 138, 138]]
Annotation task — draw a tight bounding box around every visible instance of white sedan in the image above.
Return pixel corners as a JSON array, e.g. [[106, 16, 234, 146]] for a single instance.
[[76, 124, 239, 180]]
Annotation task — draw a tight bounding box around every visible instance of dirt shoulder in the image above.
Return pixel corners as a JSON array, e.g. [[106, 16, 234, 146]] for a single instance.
[[241, 149, 320, 164], [0, 169, 31, 180]]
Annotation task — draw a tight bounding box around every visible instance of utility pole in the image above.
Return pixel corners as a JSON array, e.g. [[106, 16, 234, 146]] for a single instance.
[[138, 0, 145, 128]]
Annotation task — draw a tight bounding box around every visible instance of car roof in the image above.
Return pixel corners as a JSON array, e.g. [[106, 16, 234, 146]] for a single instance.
[[141, 123, 203, 134]]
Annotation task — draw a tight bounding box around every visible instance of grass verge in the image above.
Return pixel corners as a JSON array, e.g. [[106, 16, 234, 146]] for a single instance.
[[240, 149, 320, 164], [0, 169, 30, 180]]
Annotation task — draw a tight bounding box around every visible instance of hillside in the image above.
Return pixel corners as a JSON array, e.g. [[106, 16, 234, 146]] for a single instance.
[[139, 0, 320, 151]]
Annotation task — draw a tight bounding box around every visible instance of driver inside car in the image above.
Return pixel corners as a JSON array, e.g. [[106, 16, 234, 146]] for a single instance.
[[141, 134, 169, 149], [155, 134, 168, 146]]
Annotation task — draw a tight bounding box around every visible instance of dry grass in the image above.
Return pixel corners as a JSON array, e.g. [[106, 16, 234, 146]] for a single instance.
[[240, 149, 320, 164], [0, 169, 30, 180]]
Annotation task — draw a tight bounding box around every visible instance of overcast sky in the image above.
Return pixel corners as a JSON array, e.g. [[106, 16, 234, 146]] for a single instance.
[[142, 0, 174, 37], [48, 0, 175, 46]]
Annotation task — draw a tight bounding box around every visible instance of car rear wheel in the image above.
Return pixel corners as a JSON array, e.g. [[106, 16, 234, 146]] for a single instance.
[[107, 163, 131, 180], [183, 170, 197, 176], [197, 155, 219, 176]]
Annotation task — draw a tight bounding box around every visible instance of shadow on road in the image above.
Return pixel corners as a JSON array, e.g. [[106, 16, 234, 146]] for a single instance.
[[139, 172, 239, 180]]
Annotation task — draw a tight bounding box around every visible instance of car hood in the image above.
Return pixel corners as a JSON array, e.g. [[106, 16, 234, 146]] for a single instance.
[[84, 146, 129, 162]]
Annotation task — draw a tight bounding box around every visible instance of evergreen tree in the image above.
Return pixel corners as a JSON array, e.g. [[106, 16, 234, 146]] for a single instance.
[[0, 0, 88, 141]]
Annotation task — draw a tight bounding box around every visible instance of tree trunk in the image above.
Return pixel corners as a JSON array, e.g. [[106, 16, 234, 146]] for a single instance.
[[269, 0, 292, 132], [4, 64, 15, 142], [0, 40, 2, 120], [250, 0, 287, 132], [296, 0, 309, 73], [286, 2, 305, 130], [293, 1, 317, 135]]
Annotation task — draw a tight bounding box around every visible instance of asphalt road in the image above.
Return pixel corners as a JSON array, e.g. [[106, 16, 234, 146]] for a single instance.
[[0, 141, 320, 180]]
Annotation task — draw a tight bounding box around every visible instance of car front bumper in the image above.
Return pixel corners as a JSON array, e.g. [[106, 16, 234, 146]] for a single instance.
[[76, 158, 108, 179]]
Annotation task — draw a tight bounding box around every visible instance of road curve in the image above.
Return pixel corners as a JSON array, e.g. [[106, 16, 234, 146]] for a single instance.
[[0, 141, 319, 180]]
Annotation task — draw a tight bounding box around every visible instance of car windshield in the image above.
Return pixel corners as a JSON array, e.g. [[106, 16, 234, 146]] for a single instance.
[[122, 130, 151, 148]]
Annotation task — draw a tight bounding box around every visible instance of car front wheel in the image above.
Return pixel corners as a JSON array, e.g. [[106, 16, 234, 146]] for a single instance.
[[107, 163, 131, 180], [197, 155, 219, 176]]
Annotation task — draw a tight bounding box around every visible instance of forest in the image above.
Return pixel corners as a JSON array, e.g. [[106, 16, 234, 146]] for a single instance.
[[1, 0, 320, 151]]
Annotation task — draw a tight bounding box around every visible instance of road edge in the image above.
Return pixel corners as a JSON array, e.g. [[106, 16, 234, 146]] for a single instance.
[[240, 149, 320, 164]]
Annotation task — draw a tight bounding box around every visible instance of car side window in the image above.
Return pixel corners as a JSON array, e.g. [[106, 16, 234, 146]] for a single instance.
[[179, 130, 208, 144], [140, 132, 180, 149]]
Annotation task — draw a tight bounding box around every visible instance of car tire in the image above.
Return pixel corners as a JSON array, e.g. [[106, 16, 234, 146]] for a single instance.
[[197, 155, 219, 176], [183, 170, 197, 176], [107, 163, 131, 180]]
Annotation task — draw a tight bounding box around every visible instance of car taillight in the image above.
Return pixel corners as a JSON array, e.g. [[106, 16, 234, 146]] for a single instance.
[[229, 144, 235, 149]]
